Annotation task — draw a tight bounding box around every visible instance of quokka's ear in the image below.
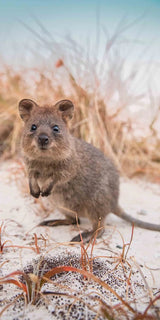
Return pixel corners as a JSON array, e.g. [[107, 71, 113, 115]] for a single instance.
[[18, 99, 38, 122], [55, 99, 74, 122]]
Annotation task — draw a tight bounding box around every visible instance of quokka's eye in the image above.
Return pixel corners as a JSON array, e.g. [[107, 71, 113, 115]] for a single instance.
[[53, 125, 59, 132], [31, 124, 37, 131]]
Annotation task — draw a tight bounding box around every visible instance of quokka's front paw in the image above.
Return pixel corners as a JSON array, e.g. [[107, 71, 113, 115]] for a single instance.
[[41, 181, 54, 197], [30, 189, 40, 198], [41, 188, 52, 197], [29, 183, 41, 198], [41, 190, 51, 197]]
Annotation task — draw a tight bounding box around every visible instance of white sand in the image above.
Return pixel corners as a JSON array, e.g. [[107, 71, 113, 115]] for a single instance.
[[0, 160, 160, 319]]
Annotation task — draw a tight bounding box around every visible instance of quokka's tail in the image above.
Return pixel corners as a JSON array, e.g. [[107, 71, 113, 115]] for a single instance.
[[114, 206, 160, 232]]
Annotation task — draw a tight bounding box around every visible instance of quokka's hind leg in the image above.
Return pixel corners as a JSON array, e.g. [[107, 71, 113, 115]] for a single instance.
[[71, 217, 105, 243], [38, 216, 80, 227], [38, 206, 80, 227]]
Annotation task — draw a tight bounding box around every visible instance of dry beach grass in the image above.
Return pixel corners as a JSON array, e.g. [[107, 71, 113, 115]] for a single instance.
[[0, 24, 160, 179]]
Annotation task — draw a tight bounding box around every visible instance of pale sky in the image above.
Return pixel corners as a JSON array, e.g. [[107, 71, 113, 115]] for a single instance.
[[0, 0, 160, 95], [0, 0, 160, 62]]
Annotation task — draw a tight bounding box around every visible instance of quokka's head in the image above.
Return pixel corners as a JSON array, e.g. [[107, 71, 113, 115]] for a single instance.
[[18, 99, 74, 160]]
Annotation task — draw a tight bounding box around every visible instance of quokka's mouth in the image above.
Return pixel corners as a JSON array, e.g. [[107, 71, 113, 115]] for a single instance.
[[38, 146, 48, 151]]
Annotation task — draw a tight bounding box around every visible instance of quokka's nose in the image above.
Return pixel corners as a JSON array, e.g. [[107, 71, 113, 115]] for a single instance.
[[38, 134, 49, 146]]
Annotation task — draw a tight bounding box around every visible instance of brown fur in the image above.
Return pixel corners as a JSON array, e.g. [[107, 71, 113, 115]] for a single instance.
[[18, 99, 160, 242]]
